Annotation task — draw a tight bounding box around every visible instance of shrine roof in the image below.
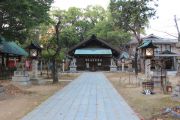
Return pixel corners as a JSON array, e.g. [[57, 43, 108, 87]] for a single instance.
[[75, 48, 112, 55], [0, 36, 28, 56]]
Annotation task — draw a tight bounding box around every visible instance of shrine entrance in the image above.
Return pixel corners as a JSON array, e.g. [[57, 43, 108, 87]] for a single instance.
[[76, 57, 111, 71]]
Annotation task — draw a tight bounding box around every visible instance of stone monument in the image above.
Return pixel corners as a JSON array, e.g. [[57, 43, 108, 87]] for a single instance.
[[110, 58, 117, 72], [69, 58, 77, 72], [12, 62, 30, 85]]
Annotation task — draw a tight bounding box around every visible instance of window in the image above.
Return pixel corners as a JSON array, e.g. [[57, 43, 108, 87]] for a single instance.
[[165, 44, 171, 51], [155, 47, 161, 54]]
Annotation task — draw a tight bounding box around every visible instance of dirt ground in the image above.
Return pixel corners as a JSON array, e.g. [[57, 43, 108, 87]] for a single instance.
[[106, 72, 180, 120], [0, 73, 79, 120]]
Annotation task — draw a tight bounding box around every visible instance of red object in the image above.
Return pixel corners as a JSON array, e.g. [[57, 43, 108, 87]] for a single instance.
[[7, 60, 16, 68]]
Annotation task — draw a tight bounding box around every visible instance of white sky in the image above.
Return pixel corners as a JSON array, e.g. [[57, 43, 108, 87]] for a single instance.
[[52, 0, 180, 39]]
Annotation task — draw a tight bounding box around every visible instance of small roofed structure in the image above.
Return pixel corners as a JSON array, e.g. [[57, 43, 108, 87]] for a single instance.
[[68, 35, 119, 71], [0, 35, 28, 80], [0, 36, 28, 67]]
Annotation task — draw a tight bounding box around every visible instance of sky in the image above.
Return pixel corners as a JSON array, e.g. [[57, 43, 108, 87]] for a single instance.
[[52, 0, 180, 39]]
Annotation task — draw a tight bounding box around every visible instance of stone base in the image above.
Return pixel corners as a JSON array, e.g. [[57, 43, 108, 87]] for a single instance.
[[70, 66, 77, 72], [12, 76, 30, 85], [110, 66, 117, 72], [12, 71, 30, 85]]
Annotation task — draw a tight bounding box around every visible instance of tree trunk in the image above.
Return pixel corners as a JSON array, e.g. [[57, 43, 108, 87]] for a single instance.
[[134, 47, 138, 76], [51, 58, 58, 83]]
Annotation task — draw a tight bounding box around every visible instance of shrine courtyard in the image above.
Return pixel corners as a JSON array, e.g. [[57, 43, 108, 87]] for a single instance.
[[0, 72, 179, 120]]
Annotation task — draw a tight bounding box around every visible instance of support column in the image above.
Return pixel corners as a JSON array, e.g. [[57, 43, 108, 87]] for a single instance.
[[145, 59, 151, 80], [31, 59, 38, 79]]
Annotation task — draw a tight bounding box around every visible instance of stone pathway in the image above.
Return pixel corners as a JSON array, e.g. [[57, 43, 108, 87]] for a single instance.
[[22, 72, 140, 120]]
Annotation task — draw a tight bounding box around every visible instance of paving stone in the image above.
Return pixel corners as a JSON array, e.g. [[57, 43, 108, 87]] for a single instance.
[[22, 72, 140, 120]]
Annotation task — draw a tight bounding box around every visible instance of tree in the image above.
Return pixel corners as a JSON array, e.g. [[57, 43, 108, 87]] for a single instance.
[[84, 5, 106, 26], [110, 0, 157, 75], [86, 10, 131, 46], [0, 0, 53, 42], [46, 18, 61, 83]]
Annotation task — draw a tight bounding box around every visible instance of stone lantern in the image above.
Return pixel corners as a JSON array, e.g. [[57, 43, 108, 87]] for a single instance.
[[26, 41, 42, 79], [138, 40, 157, 79]]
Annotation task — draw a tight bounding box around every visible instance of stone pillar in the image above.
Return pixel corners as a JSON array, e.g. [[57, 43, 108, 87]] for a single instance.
[[62, 59, 65, 72], [145, 59, 151, 79], [122, 63, 124, 72], [31, 59, 38, 79], [121, 59, 125, 72]]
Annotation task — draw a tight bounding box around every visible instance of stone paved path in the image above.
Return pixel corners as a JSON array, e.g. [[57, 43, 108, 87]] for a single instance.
[[22, 72, 140, 120]]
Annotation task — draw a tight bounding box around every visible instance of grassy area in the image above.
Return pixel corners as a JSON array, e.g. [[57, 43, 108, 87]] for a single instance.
[[106, 72, 180, 120]]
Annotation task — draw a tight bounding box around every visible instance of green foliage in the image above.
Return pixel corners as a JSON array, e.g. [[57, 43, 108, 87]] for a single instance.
[[107, 31, 131, 46], [41, 48, 65, 62], [60, 26, 80, 48], [87, 20, 113, 39], [84, 5, 106, 26], [0, 0, 53, 42], [110, 0, 158, 41], [40, 5, 133, 53]]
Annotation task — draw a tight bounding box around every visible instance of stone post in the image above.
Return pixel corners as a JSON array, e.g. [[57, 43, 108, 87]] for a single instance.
[[32, 59, 38, 79], [62, 59, 65, 72], [122, 59, 125, 72], [145, 59, 151, 80]]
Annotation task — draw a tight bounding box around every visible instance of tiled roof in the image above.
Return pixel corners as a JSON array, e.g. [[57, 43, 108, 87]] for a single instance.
[[0, 35, 28, 56], [129, 34, 178, 44]]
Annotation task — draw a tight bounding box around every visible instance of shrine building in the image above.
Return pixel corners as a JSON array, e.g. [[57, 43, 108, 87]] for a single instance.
[[68, 35, 119, 71]]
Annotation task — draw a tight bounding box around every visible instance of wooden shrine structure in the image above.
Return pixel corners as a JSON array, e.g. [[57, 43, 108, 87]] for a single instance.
[[68, 35, 119, 71]]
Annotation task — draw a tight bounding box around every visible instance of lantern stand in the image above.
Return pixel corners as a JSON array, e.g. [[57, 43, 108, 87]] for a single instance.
[[26, 41, 42, 80], [138, 40, 157, 80], [138, 41, 157, 93]]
